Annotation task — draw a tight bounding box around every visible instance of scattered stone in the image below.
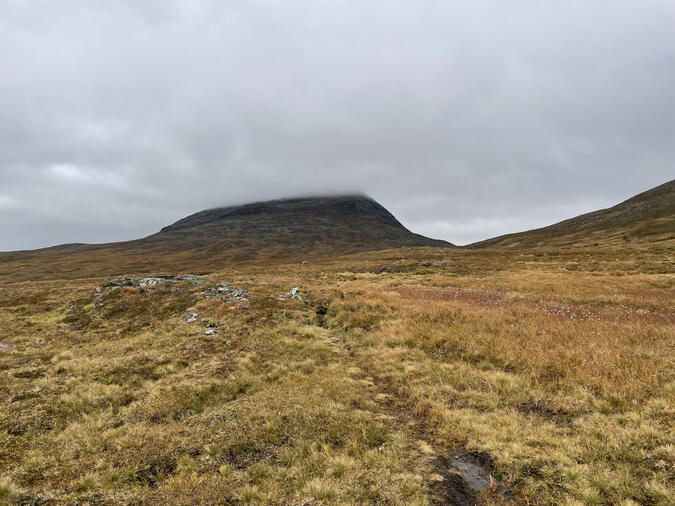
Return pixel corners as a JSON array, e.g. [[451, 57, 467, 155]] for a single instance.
[[92, 274, 210, 297], [200, 282, 249, 303], [207, 323, 218, 328], [176, 274, 210, 287], [200, 318, 209, 322], [105, 277, 137, 288], [279, 287, 299, 299], [279, 287, 305, 302], [204, 328, 218, 336], [91, 278, 137, 296], [138, 277, 167, 289], [186, 313, 198, 323], [378, 443, 387, 452]]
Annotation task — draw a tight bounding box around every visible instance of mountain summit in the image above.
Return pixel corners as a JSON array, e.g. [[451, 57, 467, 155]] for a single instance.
[[0, 195, 451, 280], [160, 195, 405, 233], [152, 195, 451, 252]]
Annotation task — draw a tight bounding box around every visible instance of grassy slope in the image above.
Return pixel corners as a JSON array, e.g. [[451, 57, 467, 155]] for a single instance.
[[470, 180, 675, 249], [0, 245, 673, 505]]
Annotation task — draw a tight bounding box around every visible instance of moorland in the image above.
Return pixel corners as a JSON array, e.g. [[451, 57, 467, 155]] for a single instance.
[[0, 184, 673, 505]]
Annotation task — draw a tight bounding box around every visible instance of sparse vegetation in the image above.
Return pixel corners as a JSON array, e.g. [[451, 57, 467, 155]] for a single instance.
[[472, 179, 675, 249], [0, 243, 673, 504]]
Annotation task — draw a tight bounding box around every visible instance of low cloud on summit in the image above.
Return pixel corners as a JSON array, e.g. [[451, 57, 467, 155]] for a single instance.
[[1, 0, 674, 249]]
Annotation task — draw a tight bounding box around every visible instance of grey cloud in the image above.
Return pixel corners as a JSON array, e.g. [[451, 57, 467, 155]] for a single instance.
[[1, 0, 674, 250]]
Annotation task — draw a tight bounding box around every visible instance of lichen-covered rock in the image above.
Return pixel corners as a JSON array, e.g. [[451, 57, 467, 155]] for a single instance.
[[200, 282, 249, 302], [176, 274, 210, 287], [279, 287, 305, 302], [91, 274, 209, 297]]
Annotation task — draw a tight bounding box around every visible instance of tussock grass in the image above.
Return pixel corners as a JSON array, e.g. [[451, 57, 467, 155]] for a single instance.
[[0, 246, 672, 504]]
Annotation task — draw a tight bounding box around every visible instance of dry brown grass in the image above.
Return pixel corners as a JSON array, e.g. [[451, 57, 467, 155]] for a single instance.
[[0, 245, 673, 504]]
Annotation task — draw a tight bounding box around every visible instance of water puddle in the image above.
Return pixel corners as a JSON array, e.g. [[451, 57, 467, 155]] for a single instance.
[[449, 454, 494, 491], [430, 450, 510, 504], [450, 450, 511, 500]]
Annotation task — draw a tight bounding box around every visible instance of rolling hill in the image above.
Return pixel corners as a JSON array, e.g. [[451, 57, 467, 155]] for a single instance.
[[470, 179, 675, 248]]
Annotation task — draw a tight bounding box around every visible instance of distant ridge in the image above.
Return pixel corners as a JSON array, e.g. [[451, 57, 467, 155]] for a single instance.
[[470, 179, 675, 248]]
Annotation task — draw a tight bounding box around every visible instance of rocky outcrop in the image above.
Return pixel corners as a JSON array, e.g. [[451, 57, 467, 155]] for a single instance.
[[200, 282, 249, 302], [91, 274, 210, 297]]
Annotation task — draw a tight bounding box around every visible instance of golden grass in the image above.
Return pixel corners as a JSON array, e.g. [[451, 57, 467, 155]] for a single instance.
[[0, 245, 673, 504]]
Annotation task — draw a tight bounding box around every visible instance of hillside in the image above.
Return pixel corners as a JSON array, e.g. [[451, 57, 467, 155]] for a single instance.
[[0, 196, 451, 281], [470, 179, 675, 248]]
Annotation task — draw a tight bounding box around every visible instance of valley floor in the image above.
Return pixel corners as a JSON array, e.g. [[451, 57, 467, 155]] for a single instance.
[[0, 246, 673, 504]]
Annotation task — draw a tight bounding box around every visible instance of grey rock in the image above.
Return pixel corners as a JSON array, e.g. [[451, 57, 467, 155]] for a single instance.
[[176, 274, 209, 286], [204, 328, 218, 336], [186, 313, 198, 323], [91, 277, 137, 296], [139, 277, 167, 289], [279, 287, 299, 299], [279, 287, 305, 301], [201, 282, 249, 302], [92, 274, 210, 297]]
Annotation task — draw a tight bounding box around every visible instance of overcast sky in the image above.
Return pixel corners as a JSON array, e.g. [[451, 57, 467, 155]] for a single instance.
[[1, 1, 674, 250]]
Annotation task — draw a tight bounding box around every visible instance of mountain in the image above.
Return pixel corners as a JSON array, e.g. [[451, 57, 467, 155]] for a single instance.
[[0, 196, 452, 280], [470, 179, 675, 248], [152, 195, 451, 252]]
